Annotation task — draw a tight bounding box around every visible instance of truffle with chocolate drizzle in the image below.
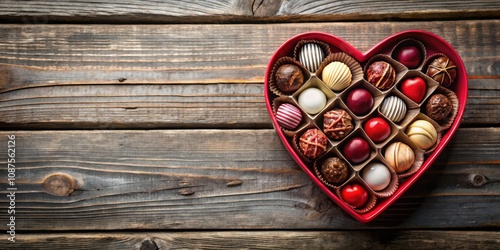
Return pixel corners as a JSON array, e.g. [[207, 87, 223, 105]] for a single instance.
[[323, 109, 354, 140], [299, 128, 328, 159]]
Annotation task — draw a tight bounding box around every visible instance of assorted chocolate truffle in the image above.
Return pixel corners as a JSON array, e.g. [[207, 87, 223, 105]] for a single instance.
[[361, 163, 391, 191], [426, 94, 452, 121], [322, 61, 352, 91], [343, 137, 371, 164], [321, 157, 350, 185], [276, 103, 302, 130], [323, 109, 354, 140], [364, 117, 391, 143], [340, 183, 369, 208], [384, 142, 415, 173], [426, 56, 457, 87], [395, 44, 423, 69], [299, 43, 325, 73], [379, 96, 407, 123], [400, 76, 427, 103], [406, 120, 438, 150], [346, 88, 374, 116], [299, 128, 328, 159], [298, 87, 327, 115], [275, 64, 304, 93], [366, 61, 396, 90]]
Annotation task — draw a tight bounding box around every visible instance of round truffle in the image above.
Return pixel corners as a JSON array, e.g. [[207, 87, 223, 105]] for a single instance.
[[298, 87, 327, 115], [426, 94, 452, 121], [364, 117, 391, 143], [275, 64, 304, 93], [299, 128, 328, 159], [361, 163, 391, 191], [323, 109, 354, 140], [340, 183, 369, 208], [395, 44, 423, 69], [406, 120, 438, 150], [299, 43, 325, 73], [426, 56, 457, 87], [322, 61, 352, 91], [366, 61, 396, 90], [379, 96, 407, 123], [384, 142, 415, 173], [346, 88, 374, 116], [321, 157, 350, 185], [276, 103, 302, 130], [343, 137, 371, 164]]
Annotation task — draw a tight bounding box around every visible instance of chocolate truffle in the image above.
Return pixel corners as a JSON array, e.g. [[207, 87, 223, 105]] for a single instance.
[[275, 64, 304, 93], [379, 96, 407, 123], [366, 61, 396, 90], [384, 142, 415, 173], [346, 88, 373, 116], [361, 163, 391, 191], [323, 109, 354, 140], [298, 87, 327, 115], [343, 137, 371, 164], [276, 103, 302, 130], [322, 61, 352, 91], [406, 120, 438, 150], [395, 44, 423, 69], [321, 157, 349, 184], [426, 94, 452, 121], [299, 43, 325, 73], [299, 128, 328, 159], [426, 56, 457, 87]]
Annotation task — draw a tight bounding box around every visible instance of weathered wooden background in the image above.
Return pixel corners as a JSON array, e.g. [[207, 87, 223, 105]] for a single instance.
[[0, 1, 499, 249]]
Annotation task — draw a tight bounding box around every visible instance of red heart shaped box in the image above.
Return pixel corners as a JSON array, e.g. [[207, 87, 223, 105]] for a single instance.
[[264, 30, 468, 223]]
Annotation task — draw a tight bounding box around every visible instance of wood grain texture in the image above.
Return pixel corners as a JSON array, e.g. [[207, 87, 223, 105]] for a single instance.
[[0, 20, 498, 128], [6, 231, 500, 249], [0, 0, 498, 23], [0, 128, 498, 230]]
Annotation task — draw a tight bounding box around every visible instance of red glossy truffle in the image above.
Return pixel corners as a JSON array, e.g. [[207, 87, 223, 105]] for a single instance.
[[343, 137, 371, 164], [346, 88, 374, 116], [364, 117, 391, 143], [400, 77, 427, 103], [340, 183, 369, 208], [396, 45, 422, 69]]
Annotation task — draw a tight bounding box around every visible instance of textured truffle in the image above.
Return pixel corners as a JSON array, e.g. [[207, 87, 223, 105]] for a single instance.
[[366, 61, 396, 90], [299, 128, 328, 159], [323, 109, 354, 140], [321, 157, 349, 184], [426, 94, 452, 121], [298, 43, 325, 73], [322, 61, 352, 91], [384, 142, 415, 173], [275, 64, 304, 93], [379, 96, 407, 123], [426, 56, 457, 87], [276, 103, 302, 130], [406, 120, 438, 150]]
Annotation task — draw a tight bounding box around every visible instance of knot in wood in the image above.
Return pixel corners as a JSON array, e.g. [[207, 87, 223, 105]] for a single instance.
[[42, 173, 76, 196], [469, 173, 487, 187]]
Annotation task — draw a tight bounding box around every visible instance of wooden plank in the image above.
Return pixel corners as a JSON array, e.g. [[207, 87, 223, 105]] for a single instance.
[[0, 0, 498, 23], [0, 128, 499, 230], [0, 21, 498, 128], [6, 231, 500, 249]]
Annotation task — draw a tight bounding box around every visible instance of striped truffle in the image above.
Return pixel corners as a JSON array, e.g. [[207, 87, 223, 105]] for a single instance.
[[322, 61, 352, 91], [406, 120, 438, 150], [379, 96, 407, 123], [276, 103, 302, 130], [299, 43, 324, 73]]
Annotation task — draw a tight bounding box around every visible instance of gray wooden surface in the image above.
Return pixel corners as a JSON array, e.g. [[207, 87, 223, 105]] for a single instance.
[[0, 0, 499, 249]]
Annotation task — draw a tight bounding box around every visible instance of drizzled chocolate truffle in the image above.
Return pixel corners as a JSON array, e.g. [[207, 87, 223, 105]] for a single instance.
[[323, 109, 354, 140], [321, 157, 349, 184], [366, 61, 396, 90], [426, 94, 452, 121], [275, 64, 304, 93], [426, 56, 457, 87], [299, 128, 328, 159]]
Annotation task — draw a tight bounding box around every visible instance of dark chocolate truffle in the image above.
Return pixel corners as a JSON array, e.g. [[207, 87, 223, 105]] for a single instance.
[[299, 128, 328, 159], [366, 61, 396, 90], [426, 93, 452, 120], [323, 109, 354, 140], [275, 64, 304, 93], [321, 157, 349, 184], [426, 56, 457, 87]]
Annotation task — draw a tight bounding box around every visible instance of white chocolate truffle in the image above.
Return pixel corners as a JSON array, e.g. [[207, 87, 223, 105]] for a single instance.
[[406, 120, 438, 150], [299, 43, 324, 73], [361, 163, 391, 191], [379, 96, 407, 123], [322, 61, 352, 91], [384, 142, 415, 173], [298, 88, 327, 115]]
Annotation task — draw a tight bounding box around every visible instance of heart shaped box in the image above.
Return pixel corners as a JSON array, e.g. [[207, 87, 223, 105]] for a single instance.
[[264, 30, 468, 223]]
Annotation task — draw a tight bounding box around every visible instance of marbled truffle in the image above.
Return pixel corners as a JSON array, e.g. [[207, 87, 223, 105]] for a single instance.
[[384, 142, 415, 173], [426, 56, 457, 87], [321, 157, 349, 184], [366, 61, 396, 90], [299, 43, 325, 73], [275, 64, 304, 93], [426, 94, 452, 121], [323, 109, 354, 140], [299, 128, 328, 159]]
